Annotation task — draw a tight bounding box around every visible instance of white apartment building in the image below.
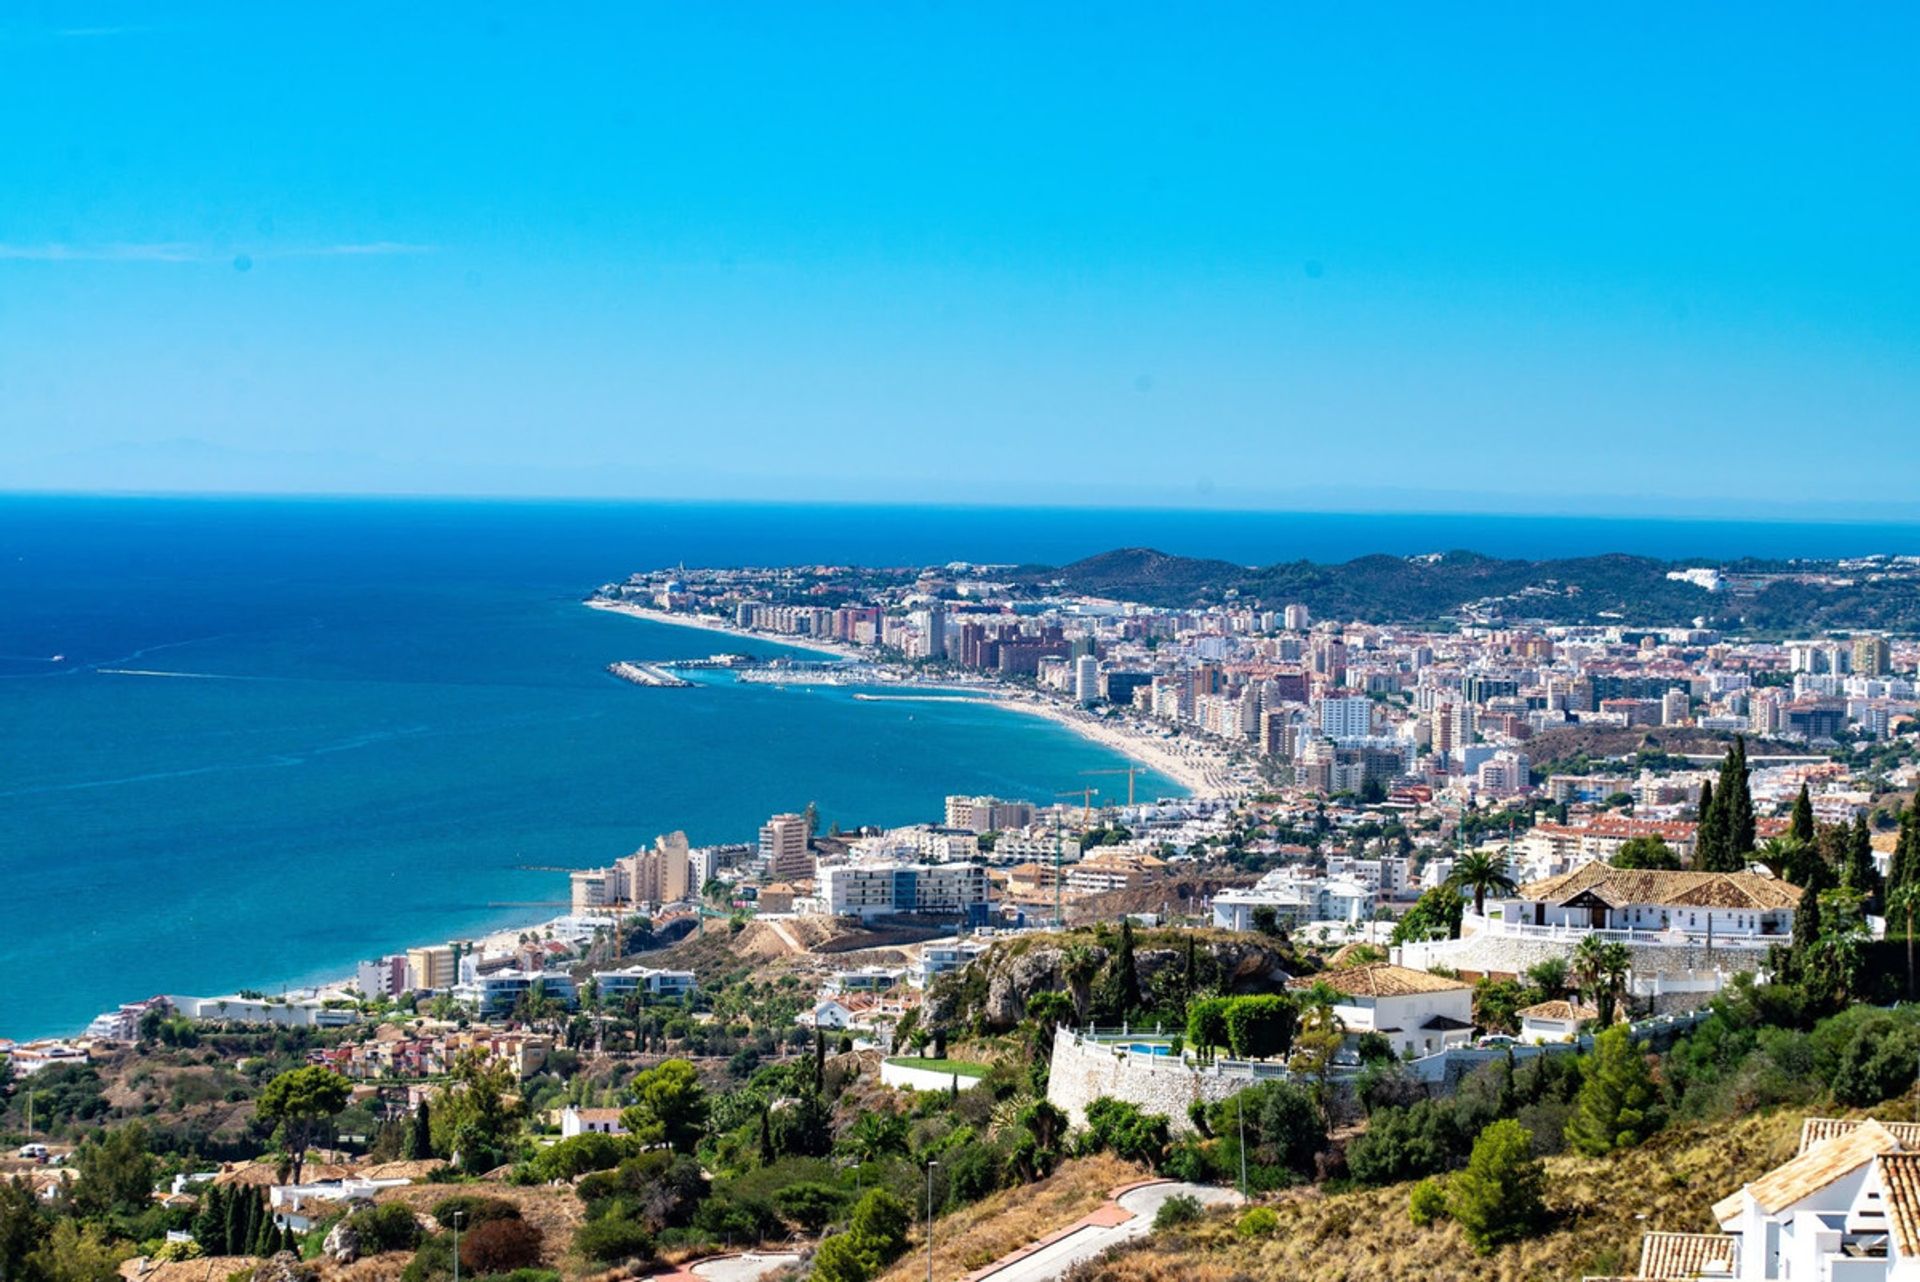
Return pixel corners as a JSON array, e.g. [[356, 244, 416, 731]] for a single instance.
[[945, 795, 1037, 833], [592, 964, 696, 1003], [1319, 695, 1374, 739], [817, 862, 991, 921], [1075, 655, 1100, 705]]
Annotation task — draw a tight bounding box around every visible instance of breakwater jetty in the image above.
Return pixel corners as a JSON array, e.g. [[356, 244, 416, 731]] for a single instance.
[[605, 661, 694, 688]]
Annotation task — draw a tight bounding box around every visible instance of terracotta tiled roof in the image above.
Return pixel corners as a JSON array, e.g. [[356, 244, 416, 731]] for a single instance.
[[1744, 1119, 1902, 1213], [1516, 864, 1802, 911], [1516, 1000, 1599, 1023], [1638, 1230, 1739, 1279], [1880, 1152, 1920, 1259], [1797, 1117, 1920, 1154], [1290, 963, 1470, 999]]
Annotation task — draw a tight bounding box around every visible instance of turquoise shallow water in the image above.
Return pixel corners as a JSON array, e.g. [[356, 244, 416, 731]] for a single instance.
[[6, 494, 1918, 1038], [0, 498, 1193, 1038]]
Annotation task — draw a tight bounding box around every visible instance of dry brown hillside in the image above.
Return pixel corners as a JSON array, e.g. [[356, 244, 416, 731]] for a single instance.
[[1064, 1108, 1807, 1282], [876, 1154, 1147, 1282]]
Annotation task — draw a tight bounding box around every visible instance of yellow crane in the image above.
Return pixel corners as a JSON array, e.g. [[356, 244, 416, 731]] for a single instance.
[[1055, 786, 1101, 827], [1081, 765, 1141, 806]]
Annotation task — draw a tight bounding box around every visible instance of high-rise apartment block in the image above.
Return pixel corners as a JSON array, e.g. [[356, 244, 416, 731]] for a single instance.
[[759, 812, 814, 880]]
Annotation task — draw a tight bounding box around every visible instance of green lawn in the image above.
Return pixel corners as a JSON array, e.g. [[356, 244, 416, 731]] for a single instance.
[[885, 1056, 991, 1077]]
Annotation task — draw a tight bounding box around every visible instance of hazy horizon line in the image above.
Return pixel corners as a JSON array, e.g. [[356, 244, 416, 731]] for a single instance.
[[6, 485, 1920, 533]]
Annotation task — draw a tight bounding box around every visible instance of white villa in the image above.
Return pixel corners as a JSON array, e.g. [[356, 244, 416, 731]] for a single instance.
[[1292, 963, 1474, 1059], [1516, 999, 1600, 1044], [559, 1106, 626, 1139], [1493, 866, 1801, 945], [1214, 871, 1375, 932], [1590, 1117, 1920, 1281]]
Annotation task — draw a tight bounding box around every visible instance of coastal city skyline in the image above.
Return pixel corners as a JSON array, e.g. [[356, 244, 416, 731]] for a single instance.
[[9, 9, 1920, 1282], [5, 6, 1919, 515]]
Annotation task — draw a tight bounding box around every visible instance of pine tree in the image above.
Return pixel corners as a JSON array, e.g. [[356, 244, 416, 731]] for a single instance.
[[1791, 784, 1816, 845], [1448, 1119, 1545, 1253], [1564, 1026, 1664, 1156]]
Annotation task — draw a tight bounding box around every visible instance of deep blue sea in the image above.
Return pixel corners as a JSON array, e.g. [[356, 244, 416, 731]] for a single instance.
[[5, 495, 1920, 1039]]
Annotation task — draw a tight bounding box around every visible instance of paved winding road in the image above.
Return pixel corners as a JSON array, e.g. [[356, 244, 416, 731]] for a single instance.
[[689, 1251, 803, 1282], [970, 1182, 1241, 1282]]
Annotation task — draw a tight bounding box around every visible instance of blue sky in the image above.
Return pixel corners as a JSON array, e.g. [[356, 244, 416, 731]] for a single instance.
[[3, 5, 1916, 514]]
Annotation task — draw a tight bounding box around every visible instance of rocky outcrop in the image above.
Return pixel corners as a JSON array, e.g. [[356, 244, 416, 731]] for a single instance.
[[250, 1252, 318, 1282], [322, 1219, 360, 1265], [934, 931, 1295, 1031]]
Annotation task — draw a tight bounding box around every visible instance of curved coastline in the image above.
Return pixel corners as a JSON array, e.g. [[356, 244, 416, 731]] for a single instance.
[[589, 598, 1229, 798]]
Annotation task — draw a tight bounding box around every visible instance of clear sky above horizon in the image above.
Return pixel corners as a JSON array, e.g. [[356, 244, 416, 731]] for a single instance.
[[3, 5, 1916, 516]]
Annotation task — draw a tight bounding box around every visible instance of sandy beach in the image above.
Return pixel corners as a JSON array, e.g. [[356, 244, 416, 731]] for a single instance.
[[591, 598, 1234, 796], [586, 597, 854, 660]]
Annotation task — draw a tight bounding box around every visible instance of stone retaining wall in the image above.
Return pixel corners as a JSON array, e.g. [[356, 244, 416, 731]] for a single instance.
[[880, 1060, 986, 1093], [1045, 1029, 1248, 1133]]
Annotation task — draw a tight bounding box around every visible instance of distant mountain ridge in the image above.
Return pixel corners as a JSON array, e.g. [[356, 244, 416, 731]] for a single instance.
[[1010, 546, 1919, 630]]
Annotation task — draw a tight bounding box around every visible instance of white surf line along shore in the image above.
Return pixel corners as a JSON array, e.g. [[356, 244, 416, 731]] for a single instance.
[[868, 691, 1222, 797], [585, 598, 852, 660], [589, 598, 1224, 797]]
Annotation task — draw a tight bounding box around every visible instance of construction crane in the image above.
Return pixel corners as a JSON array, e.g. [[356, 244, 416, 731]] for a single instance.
[[1082, 765, 1141, 806], [1047, 787, 1101, 930], [1055, 786, 1101, 827]]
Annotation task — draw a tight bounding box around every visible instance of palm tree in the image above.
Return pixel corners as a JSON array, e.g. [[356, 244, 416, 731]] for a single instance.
[[1060, 944, 1101, 1024], [1447, 850, 1517, 917], [1571, 934, 1606, 1006], [1755, 836, 1809, 883], [1573, 937, 1632, 1025], [1890, 882, 1920, 1001]]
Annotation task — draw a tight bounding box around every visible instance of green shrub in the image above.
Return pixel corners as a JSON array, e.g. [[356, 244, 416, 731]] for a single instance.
[[1081, 1097, 1171, 1168], [348, 1203, 423, 1254], [1236, 1206, 1279, 1238], [429, 1195, 519, 1228], [528, 1132, 632, 1182], [1408, 1177, 1448, 1227], [848, 1188, 911, 1260], [459, 1219, 543, 1275], [1152, 1194, 1204, 1230], [571, 1214, 655, 1266], [811, 1231, 880, 1282], [773, 1181, 847, 1232]]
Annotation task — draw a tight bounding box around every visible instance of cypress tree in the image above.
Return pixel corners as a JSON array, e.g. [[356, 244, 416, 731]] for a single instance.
[[1726, 738, 1756, 861], [1846, 814, 1878, 895], [1791, 784, 1816, 845], [1787, 882, 1822, 989], [251, 1202, 276, 1258], [1695, 780, 1722, 871], [1115, 917, 1141, 1016], [413, 1100, 432, 1161], [1894, 810, 1919, 899], [192, 1184, 225, 1251], [222, 1184, 247, 1255]]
